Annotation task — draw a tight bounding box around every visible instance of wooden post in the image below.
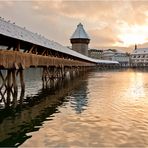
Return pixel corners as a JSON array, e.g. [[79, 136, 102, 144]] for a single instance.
[[18, 69, 25, 108], [0, 70, 6, 105], [42, 67, 45, 88], [6, 70, 12, 107], [12, 70, 18, 108], [16, 41, 20, 51], [61, 66, 65, 79], [19, 70, 25, 92], [19, 88, 25, 108], [70, 67, 74, 80], [42, 67, 52, 88]]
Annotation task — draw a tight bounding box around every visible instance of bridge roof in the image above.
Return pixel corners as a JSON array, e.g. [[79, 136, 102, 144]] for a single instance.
[[0, 19, 118, 64]]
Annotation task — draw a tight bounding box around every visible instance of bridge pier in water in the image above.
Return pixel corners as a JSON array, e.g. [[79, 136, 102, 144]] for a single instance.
[[0, 64, 120, 109], [0, 65, 93, 108], [0, 69, 25, 108], [42, 66, 65, 88], [41, 66, 91, 88]]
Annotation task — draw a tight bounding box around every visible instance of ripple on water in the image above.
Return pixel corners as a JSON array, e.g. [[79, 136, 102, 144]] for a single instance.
[[2, 69, 148, 147]]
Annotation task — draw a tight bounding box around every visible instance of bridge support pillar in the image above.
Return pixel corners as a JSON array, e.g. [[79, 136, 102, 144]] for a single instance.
[[41, 65, 95, 89], [0, 69, 25, 108], [12, 69, 18, 108], [42, 66, 86, 88], [42, 66, 67, 88], [19, 70, 25, 93]]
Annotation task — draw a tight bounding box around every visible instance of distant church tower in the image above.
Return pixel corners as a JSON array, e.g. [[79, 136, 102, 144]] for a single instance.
[[135, 44, 137, 50], [70, 23, 90, 56]]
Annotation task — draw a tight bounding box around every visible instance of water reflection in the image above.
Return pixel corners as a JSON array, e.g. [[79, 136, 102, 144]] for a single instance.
[[0, 70, 89, 147], [126, 72, 145, 99], [0, 69, 43, 109], [69, 83, 88, 114], [2, 68, 148, 147]]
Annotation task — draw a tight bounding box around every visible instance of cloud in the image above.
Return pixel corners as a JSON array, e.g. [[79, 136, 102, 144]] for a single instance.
[[1, 0, 148, 52], [89, 26, 123, 48]]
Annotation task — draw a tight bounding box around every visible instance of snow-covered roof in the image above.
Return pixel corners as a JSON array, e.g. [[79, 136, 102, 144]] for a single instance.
[[96, 60, 119, 64], [70, 23, 90, 39], [131, 48, 148, 55], [116, 49, 126, 53], [103, 49, 126, 54], [103, 50, 114, 54], [0, 18, 118, 64]]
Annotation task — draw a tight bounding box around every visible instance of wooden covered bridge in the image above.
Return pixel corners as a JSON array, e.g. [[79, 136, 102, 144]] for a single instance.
[[0, 18, 119, 107]]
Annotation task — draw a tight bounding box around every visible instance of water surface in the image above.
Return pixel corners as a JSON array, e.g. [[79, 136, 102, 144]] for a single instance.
[[1, 68, 148, 147]]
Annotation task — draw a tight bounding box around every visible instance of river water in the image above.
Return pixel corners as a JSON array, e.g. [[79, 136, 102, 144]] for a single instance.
[[1, 68, 148, 147]]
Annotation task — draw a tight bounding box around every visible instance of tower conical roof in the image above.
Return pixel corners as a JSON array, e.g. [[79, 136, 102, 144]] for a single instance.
[[70, 23, 90, 39]]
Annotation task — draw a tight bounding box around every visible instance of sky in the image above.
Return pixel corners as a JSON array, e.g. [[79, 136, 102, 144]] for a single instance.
[[1, 0, 148, 52]]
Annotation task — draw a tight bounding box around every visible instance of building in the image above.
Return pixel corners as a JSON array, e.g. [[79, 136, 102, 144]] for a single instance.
[[88, 49, 103, 59], [102, 49, 115, 60], [102, 49, 130, 67], [130, 47, 148, 67], [70, 23, 90, 56], [112, 52, 130, 67]]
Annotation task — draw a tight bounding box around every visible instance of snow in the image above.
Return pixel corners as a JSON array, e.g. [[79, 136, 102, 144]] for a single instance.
[[0, 18, 118, 64], [96, 60, 119, 64], [131, 48, 148, 55], [116, 49, 126, 53], [70, 23, 90, 39]]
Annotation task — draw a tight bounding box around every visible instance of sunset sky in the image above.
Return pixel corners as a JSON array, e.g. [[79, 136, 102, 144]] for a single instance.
[[1, 0, 148, 52]]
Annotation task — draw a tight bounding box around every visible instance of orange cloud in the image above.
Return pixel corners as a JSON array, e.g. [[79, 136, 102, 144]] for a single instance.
[[1, 0, 148, 51]]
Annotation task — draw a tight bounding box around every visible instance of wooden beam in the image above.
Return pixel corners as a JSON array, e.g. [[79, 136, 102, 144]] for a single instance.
[[19, 70, 25, 92], [46, 50, 49, 56], [12, 70, 18, 108], [0, 90, 6, 104], [6, 70, 12, 106], [15, 41, 20, 51], [49, 50, 53, 57], [41, 49, 47, 56], [0, 71, 8, 91], [7, 46, 12, 50], [28, 45, 35, 53], [34, 46, 38, 55]]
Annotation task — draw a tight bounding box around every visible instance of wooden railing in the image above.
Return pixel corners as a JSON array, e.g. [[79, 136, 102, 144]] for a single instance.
[[0, 50, 96, 69]]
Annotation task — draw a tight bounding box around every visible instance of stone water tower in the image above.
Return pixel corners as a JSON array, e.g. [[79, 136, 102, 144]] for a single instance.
[[70, 23, 90, 56]]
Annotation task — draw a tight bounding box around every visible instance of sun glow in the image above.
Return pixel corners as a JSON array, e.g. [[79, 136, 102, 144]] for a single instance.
[[125, 72, 145, 99], [119, 34, 147, 46], [116, 24, 148, 47]]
